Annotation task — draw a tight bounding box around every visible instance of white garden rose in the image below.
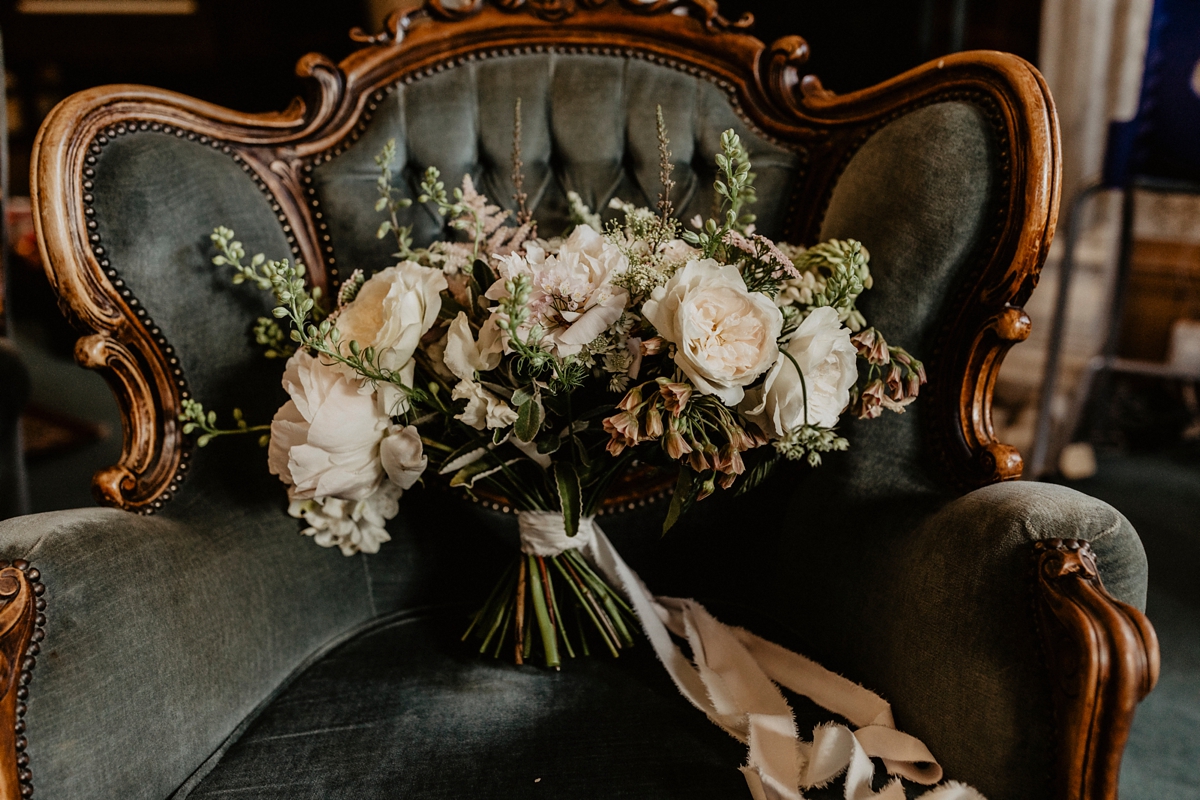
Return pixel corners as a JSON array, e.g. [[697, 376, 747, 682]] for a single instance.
[[335, 261, 447, 414], [268, 350, 390, 502], [288, 482, 402, 556], [380, 424, 427, 490], [487, 224, 629, 356], [740, 306, 857, 435], [642, 259, 783, 405]]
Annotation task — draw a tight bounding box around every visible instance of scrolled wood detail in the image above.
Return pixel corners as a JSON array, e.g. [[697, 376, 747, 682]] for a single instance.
[[1034, 539, 1160, 800], [33, 0, 1057, 508], [0, 562, 43, 800]]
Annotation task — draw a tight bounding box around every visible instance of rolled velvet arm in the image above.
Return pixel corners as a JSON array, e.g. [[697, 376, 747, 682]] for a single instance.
[[0, 506, 376, 800], [773, 481, 1156, 800]]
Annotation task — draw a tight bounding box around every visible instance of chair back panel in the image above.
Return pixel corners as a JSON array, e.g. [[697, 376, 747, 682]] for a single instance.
[[31, 0, 1058, 512], [312, 53, 801, 276]]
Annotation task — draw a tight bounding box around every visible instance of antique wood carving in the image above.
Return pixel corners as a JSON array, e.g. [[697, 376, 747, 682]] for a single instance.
[[1035, 539, 1160, 800], [0, 562, 43, 800], [33, 0, 1057, 511]]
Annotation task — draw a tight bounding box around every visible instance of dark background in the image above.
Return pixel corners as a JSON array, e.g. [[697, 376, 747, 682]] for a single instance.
[[2, 0, 1042, 197]]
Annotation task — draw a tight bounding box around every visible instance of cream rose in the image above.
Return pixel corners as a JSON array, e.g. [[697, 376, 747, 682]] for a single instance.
[[740, 306, 857, 435], [335, 261, 447, 414], [268, 350, 391, 502], [643, 259, 782, 405], [487, 224, 629, 356]]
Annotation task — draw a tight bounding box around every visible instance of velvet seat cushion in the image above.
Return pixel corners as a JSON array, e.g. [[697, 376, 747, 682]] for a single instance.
[[176, 607, 911, 800]]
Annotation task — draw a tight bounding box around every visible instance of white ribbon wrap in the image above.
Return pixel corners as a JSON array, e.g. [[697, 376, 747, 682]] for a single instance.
[[517, 511, 985, 800]]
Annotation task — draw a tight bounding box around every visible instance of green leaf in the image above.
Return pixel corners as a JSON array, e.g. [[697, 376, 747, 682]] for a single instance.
[[472, 258, 496, 293], [514, 398, 543, 443], [663, 467, 697, 534], [536, 433, 561, 455], [733, 454, 781, 496], [554, 462, 582, 537], [449, 454, 507, 487], [511, 386, 534, 407]]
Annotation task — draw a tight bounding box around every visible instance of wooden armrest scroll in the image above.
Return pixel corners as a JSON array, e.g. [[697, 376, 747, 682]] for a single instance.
[[0, 562, 43, 800], [1034, 539, 1159, 800]]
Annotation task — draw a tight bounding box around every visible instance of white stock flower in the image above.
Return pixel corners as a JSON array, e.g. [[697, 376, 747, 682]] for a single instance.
[[288, 482, 402, 556], [380, 424, 427, 490], [268, 350, 391, 502], [487, 224, 629, 356], [643, 259, 782, 405], [452, 380, 519, 430], [740, 306, 857, 435], [443, 311, 515, 430], [335, 261, 447, 413]]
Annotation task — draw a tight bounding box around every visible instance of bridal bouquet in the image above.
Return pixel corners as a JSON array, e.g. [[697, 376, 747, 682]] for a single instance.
[[190, 107, 924, 668], [182, 106, 988, 800]]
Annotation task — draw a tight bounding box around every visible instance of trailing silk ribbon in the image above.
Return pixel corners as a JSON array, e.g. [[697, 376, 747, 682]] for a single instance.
[[517, 512, 985, 800]]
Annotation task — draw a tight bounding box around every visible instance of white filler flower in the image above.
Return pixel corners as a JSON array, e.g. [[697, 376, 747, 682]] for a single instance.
[[643, 258, 782, 405], [288, 483, 402, 556], [741, 306, 857, 435]]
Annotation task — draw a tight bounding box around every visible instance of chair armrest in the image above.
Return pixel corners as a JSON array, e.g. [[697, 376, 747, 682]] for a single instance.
[[0, 506, 374, 800], [774, 481, 1154, 800]]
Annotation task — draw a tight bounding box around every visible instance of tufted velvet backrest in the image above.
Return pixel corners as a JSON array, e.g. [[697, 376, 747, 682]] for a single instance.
[[312, 54, 801, 270], [35, 4, 1056, 514]]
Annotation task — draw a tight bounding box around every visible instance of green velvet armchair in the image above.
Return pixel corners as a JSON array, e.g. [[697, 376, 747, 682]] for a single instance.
[[2, 2, 1157, 799]]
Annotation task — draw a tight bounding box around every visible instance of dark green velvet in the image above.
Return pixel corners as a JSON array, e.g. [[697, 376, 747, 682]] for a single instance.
[[819, 101, 997, 502], [312, 54, 801, 272], [772, 481, 1147, 800]]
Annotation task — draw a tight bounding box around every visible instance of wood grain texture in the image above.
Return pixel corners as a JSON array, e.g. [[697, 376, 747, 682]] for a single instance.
[[1035, 539, 1160, 800], [0, 562, 43, 800], [31, 0, 1059, 510]]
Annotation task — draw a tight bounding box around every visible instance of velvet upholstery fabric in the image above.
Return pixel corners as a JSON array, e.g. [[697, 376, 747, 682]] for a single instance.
[[312, 54, 801, 267], [0, 50, 1150, 800]]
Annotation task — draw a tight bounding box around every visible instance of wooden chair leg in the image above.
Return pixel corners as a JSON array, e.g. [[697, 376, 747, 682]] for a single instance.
[[0, 562, 42, 800], [1034, 539, 1160, 800]]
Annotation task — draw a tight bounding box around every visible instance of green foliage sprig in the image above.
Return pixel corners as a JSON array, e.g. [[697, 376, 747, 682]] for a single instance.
[[683, 129, 758, 259], [374, 138, 415, 259], [179, 399, 270, 448]]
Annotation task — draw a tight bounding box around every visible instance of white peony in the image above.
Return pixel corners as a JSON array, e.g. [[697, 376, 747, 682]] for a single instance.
[[288, 482, 402, 556], [740, 306, 858, 435], [380, 424, 427, 490], [487, 224, 629, 356], [268, 350, 391, 502], [335, 261, 447, 414], [643, 259, 783, 405]]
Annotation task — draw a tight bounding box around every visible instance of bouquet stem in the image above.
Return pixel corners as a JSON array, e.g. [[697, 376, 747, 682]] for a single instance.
[[464, 551, 637, 669]]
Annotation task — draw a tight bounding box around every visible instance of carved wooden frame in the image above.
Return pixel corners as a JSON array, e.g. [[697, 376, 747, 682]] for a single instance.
[[0, 562, 44, 800], [24, 4, 1161, 800], [1034, 539, 1160, 800]]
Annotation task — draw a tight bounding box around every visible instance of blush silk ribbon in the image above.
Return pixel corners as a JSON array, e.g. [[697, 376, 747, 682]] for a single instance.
[[517, 512, 986, 800]]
